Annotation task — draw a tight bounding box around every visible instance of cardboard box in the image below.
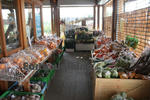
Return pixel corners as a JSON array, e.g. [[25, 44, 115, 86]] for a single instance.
[[94, 77, 150, 100]]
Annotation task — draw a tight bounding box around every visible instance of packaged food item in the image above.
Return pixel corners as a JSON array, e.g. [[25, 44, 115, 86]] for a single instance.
[[48, 41, 57, 49], [0, 64, 6, 69], [128, 71, 136, 79]]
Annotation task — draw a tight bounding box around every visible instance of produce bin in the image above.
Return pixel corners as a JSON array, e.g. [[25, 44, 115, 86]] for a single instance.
[[53, 49, 64, 65], [0, 91, 44, 100], [31, 70, 54, 84], [65, 38, 75, 49], [0, 91, 10, 99], [94, 77, 150, 100], [9, 81, 47, 95]]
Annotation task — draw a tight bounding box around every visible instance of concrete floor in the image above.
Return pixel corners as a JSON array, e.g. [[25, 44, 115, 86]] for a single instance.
[[45, 52, 93, 100]]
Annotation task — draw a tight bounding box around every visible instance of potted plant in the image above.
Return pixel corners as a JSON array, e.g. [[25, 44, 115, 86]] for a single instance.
[[125, 35, 139, 49]]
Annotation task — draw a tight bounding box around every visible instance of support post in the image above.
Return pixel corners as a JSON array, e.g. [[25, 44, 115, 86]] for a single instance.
[[112, 0, 117, 41]]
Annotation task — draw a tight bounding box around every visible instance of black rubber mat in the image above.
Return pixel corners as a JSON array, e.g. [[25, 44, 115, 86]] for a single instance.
[[45, 52, 93, 100]]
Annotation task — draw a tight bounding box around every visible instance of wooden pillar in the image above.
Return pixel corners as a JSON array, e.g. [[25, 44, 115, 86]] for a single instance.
[[32, 2, 37, 40], [20, 0, 28, 49], [40, 5, 44, 36], [51, 5, 60, 36], [0, 0, 7, 57], [54, 6, 57, 34], [56, 6, 60, 36], [112, 0, 117, 41], [51, 7, 54, 34]]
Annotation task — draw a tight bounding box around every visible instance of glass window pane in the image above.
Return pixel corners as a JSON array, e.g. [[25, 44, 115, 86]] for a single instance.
[[1, 0, 21, 51], [60, 6, 94, 32], [43, 7, 51, 36], [24, 2, 34, 39], [35, 7, 42, 37]]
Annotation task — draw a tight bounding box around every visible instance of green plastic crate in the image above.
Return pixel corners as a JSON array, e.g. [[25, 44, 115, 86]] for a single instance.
[[49, 69, 55, 80], [0, 91, 10, 99], [0, 91, 44, 100], [31, 69, 55, 84]]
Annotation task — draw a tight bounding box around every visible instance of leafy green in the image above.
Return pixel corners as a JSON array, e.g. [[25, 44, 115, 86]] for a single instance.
[[125, 35, 139, 49]]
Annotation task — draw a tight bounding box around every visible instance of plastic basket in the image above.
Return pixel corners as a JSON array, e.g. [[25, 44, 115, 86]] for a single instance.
[[0, 91, 44, 100], [31, 70, 54, 84], [9, 81, 47, 95], [0, 91, 10, 99]]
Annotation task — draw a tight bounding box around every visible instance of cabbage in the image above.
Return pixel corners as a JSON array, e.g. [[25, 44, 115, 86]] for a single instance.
[[94, 62, 105, 72], [102, 70, 111, 78], [111, 92, 134, 100], [127, 97, 134, 100], [111, 69, 118, 78], [111, 94, 123, 100], [94, 62, 106, 69], [120, 92, 127, 98], [96, 71, 102, 78]]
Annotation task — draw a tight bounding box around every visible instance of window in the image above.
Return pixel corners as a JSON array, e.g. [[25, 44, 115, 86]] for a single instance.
[[1, 0, 21, 51], [35, 6, 42, 37], [125, 0, 150, 12], [43, 7, 51, 35], [60, 6, 94, 32], [105, 6, 112, 17], [24, 2, 34, 39]]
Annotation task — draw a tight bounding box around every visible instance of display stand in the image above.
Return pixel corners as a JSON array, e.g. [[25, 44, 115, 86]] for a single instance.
[[0, 48, 58, 92]]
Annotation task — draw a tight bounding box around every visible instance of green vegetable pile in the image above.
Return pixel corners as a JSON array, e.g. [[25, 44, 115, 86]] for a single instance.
[[111, 92, 134, 100], [115, 50, 137, 70], [94, 62, 119, 78]]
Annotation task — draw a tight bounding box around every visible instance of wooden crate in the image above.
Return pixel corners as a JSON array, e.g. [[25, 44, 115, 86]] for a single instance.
[[94, 77, 150, 100]]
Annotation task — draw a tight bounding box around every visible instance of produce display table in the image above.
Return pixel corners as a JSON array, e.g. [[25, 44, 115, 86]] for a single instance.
[[92, 34, 150, 100], [93, 72, 150, 100], [0, 36, 63, 99]]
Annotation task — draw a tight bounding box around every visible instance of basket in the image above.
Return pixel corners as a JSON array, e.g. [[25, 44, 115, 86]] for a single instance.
[[0, 91, 44, 100], [8, 81, 47, 95], [31, 70, 55, 84]]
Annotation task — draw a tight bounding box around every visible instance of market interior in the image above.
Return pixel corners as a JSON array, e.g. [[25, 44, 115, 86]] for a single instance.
[[0, 0, 150, 100]]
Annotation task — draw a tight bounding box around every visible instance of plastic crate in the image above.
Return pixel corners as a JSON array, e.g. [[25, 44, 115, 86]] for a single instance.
[[0, 91, 44, 100], [0, 91, 10, 99], [31, 70, 55, 84], [9, 81, 47, 95]]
